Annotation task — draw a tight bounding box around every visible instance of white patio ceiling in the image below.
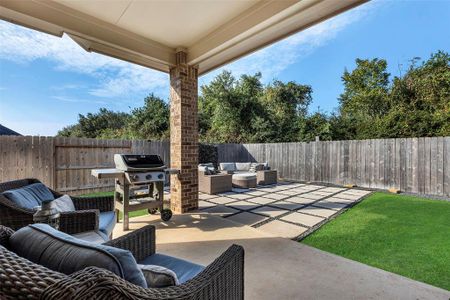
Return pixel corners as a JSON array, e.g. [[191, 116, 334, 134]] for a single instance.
[[0, 0, 367, 74]]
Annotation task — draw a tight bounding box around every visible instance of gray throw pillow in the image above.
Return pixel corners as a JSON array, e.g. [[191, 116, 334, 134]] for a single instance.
[[139, 264, 179, 288], [53, 194, 76, 212]]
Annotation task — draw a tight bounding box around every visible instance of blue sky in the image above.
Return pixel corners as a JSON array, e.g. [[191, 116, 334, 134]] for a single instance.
[[1, 0, 449, 136]]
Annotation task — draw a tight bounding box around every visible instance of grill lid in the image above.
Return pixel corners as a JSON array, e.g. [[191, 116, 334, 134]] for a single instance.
[[114, 154, 165, 171]]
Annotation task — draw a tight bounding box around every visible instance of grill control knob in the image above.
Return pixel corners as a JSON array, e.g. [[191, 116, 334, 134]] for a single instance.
[[158, 174, 164, 179], [132, 174, 139, 181], [145, 174, 152, 180]]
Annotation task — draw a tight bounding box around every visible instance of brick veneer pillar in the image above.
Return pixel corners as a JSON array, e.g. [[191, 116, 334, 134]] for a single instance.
[[169, 50, 199, 213]]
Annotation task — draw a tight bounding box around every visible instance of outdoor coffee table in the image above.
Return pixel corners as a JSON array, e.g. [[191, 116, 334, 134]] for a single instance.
[[257, 170, 278, 185]]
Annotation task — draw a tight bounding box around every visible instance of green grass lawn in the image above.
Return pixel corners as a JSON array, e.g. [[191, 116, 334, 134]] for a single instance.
[[80, 191, 148, 219], [302, 192, 450, 291]]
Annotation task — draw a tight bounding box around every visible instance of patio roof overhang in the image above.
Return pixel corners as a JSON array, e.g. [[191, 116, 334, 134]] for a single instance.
[[0, 0, 368, 75]]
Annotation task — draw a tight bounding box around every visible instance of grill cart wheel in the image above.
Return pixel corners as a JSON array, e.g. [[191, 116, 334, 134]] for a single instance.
[[161, 209, 172, 221], [148, 208, 158, 215]]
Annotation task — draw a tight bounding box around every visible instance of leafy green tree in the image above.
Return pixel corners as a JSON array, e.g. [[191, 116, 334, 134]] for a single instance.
[[127, 94, 169, 140], [300, 110, 332, 141], [261, 80, 312, 142], [58, 108, 129, 138], [381, 51, 450, 137]]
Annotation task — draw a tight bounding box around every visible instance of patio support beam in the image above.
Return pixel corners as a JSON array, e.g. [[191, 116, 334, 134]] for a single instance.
[[169, 50, 199, 213]]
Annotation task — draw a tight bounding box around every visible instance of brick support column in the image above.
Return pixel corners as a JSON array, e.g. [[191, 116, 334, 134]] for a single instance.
[[169, 50, 199, 213]]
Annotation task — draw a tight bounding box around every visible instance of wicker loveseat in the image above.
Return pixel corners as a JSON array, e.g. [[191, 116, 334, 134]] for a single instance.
[[0, 225, 245, 300], [0, 178, 115, 236]]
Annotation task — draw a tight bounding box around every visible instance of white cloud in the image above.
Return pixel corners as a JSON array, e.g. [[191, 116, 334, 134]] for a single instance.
[[52, 95, 107, 105], [201, 1, 380, 84], [0, 20, 168, 98]]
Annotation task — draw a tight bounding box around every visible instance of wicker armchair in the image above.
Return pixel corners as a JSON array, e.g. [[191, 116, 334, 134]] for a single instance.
[[0, 178, 114, 234], [0, 225, 245, 300]]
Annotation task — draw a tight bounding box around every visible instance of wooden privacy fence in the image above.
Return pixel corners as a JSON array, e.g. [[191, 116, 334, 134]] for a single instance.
[[0, 136, 169, 195], [218, 137, 450, 197], [1, 136, 449, 197]]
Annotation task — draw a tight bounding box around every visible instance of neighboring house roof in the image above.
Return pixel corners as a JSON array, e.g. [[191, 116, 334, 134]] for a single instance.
[[0, 124, 22, 136]]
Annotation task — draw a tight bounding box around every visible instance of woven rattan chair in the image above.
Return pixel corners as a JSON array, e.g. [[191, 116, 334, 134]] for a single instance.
[[0, 225, 244, 300], [0, 178, 114, 234]]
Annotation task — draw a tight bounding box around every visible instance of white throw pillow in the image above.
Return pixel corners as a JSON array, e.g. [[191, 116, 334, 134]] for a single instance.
[[138, 264, 179, 288], [53, 194, 76, 212]]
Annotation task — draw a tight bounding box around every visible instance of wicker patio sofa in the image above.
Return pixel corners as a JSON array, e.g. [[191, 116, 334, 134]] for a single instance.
[[0, 224, 245, 300], [0, 178, 115, 236]]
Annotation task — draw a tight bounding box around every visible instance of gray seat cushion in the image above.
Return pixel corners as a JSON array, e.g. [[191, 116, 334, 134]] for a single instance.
[[99, 211, 116, 237], [139, 264, 179, 288], [2, 183, 55, 210], [140, 253, 205, 284], [53, 194, 76, 212], [9, 224, 147, 288], [235, 162, 251, 171], [220, 162, 236, 172]]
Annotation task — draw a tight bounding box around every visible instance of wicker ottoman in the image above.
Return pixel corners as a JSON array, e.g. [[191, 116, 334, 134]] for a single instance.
[[257, 170, 277, 185], [232, 173, 257, 188]]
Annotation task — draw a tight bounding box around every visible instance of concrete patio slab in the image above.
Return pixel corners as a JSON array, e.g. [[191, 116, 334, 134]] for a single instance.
[[246, 190, 268, 197], [262, 193, 290, 200], [232, 187, 250, 193], [198, 200, 217, 210], [227, 211, 268, 226], [300, 193, 326, 200], [286, 196, 316, 204], [226, 193, 255, 200], [113, 212, 449, 300], [299, 206, 338, 218], [202, 205, 239, 216], [326, 197, 354, 204], [313, 200, 349, 210], [281, 212, 325, 227], [278, 189, 302, 196], [269, 201, 304, 211], [226, 200, 260, 211], [198, 193, 218, 200], [333, 193, 361, 200], [247, 196, 276, 205], [209, 196, 237, 205], [251, 205, 289, 218], [256, 219, 307, 238]]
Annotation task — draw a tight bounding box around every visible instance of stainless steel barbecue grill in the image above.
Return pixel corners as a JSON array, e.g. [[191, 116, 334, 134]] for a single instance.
[[92, 154, 176, 230]]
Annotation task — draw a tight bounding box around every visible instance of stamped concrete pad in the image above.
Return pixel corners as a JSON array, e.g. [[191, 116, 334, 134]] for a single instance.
[[281, 212, 325, 227], [262, 193, 289, 200], [257, 220, 307, 239], [203, 205, 239, 217], [199, 193, 219, 200], [248, 196, 275, 205], [251, 205, 288, 218], [299, 206, 337, 218], [269, 201, 304, 211], [198, 200, 217, 210], [227, 212, 268, 226], [209, 196, 237, 205], [227, 200, 260, 211]]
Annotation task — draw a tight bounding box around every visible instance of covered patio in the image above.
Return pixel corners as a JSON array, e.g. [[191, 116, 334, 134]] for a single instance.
[[2, 0, 449, 299], [0, 0, 368, 213]]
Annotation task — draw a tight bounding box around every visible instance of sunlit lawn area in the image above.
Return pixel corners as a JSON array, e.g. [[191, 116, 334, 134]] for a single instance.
[[302, 192, 450, 290], [80, 191, 148, 219]]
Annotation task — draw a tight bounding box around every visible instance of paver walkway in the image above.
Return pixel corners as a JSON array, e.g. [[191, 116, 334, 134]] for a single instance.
[[198, 182, 371, 239]]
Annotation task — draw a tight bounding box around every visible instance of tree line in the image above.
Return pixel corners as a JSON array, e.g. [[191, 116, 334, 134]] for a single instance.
[[58, 51, 450, 142]]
